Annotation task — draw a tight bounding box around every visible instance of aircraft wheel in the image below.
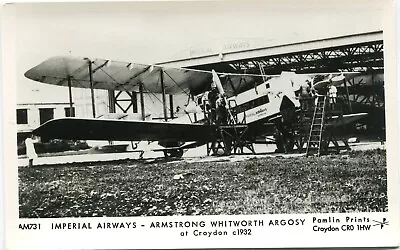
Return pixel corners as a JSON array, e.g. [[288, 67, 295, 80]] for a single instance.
[[211, 147, 224, 156], [164, 149, 183, 158], [174, 149, 184, 158]]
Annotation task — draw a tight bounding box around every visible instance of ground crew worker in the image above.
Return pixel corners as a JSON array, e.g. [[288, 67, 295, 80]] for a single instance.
[[328, 82, 337, 109], [208, 82, 219, 124], [201, 91, 209, 113], [306, 79, 315, 109], [299, 83, 311, 110], [216, 94, 228, 125], [25, 135, 38, 167]]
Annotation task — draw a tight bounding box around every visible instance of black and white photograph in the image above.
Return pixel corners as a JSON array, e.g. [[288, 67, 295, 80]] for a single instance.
[[2, 0, 399, 249]]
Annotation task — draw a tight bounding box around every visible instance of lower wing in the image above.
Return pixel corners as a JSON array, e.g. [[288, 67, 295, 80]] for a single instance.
[[326, 113, 368, 127], [33, 118, 217, 142]]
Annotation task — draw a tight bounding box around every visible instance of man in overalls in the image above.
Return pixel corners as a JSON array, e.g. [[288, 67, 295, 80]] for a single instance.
[[25, 135, 38, 167], [328, 82, 337, 110], [208, 82, 219, 124]]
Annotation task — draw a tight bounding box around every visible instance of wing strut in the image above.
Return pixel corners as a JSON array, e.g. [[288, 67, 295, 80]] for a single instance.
[[87, 59, 96, 118], [343, 78, 352, 112], [108, 90, 116, 113], [139, 82, 145, 120], [67, 76, 74, 116], [160, 70, 168, 121], [169, 95, 174, 119]]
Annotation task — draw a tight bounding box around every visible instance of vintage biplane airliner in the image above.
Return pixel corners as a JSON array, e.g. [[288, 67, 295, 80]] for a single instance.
[[25, 56, 367, 157]]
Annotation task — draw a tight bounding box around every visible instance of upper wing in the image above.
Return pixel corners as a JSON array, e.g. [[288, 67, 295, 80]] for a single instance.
[[24, 56, 263, 95], [24, 56, 359, 95], [33, 117, 217, 142]]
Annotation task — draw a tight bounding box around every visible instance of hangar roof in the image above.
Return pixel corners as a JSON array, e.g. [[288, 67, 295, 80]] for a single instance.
[[159, 31, 383, 74]]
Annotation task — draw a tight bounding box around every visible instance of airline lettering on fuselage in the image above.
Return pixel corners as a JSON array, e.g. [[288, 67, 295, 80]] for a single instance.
[[232, 95, 270, 114], [230, 81, 276, 124]]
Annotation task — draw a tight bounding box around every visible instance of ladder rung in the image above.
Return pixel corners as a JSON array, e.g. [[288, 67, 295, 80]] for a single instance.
[[307, 98, 326, 155]]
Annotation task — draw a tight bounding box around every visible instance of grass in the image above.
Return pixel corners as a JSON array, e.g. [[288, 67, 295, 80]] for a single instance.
[[18, 149, 387, 218]]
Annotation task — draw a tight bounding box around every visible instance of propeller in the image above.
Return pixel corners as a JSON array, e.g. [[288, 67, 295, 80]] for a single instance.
[[211, 69, 235, 122], [211, 70, 225, 96]]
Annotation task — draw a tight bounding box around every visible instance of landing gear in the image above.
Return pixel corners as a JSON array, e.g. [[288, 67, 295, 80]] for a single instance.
[[206, 125, 255, 156], [163, 148, 184, 158], [274, 116, 295, 153], [274, 130, 294, 153], [159, 141, 184, 158], [274, 95, 297, 153], [208, 139, 232, 156]]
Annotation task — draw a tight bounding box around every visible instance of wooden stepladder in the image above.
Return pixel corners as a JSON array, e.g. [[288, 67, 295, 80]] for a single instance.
[[306, 95, 327, 156]]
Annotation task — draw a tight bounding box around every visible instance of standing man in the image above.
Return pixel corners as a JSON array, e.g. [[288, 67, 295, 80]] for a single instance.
[[299, 83, 311, 110], [208, 82, 219, 124], [25, 134, 38, 167], [216, 94, 228, 125], [201, 91, 209, 113], [328, 82, 337, 110]]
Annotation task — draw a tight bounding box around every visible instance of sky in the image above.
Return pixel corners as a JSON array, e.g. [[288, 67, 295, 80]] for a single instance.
[[8, 0, 386, 104]]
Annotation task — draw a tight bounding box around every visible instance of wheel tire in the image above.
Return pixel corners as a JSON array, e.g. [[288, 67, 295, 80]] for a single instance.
[[174, 149, 184, 158], [164, 149, 184, 158]]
